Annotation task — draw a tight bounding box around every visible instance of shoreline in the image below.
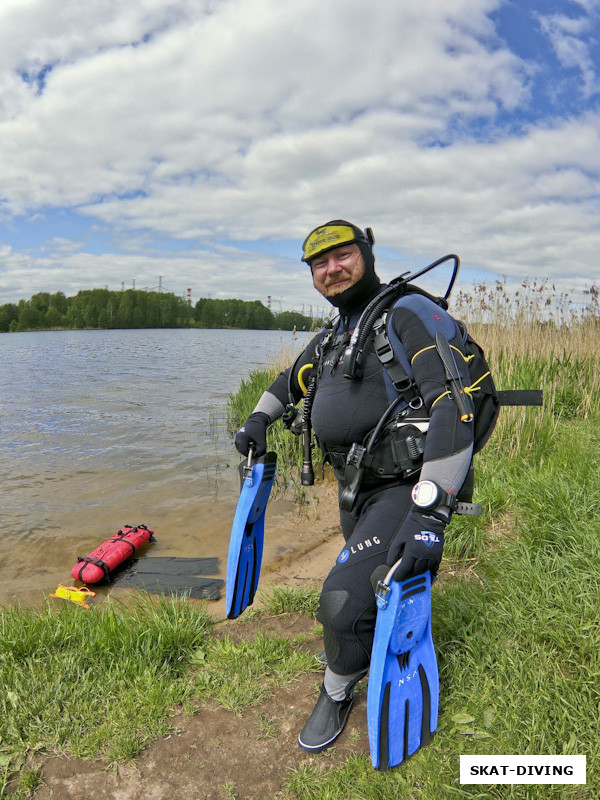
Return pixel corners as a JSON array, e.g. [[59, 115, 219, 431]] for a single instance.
[[0, 476, 343, 613], [209, 478, 343, 619]]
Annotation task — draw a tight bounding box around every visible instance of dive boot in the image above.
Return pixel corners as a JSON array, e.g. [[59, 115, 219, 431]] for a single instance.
[[298, 684, 354, 752]]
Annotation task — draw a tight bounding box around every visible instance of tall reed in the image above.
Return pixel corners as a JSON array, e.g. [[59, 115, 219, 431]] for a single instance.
[[451, 277, 599, 358], [450, 281, 600, 465]]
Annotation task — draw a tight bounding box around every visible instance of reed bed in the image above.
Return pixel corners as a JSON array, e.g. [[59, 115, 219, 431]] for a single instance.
[[450, 277, 599, 358], [451, 282, 599, 472]]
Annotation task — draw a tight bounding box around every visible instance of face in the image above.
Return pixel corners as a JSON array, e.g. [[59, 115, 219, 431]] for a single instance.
[[310, 243, 365, 299]]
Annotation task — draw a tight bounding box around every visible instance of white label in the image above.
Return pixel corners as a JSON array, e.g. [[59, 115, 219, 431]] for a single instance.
[[460, 755, 586, 784]]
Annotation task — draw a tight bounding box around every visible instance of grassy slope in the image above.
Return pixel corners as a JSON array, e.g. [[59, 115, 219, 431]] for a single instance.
[[1, 311, 598, 799]]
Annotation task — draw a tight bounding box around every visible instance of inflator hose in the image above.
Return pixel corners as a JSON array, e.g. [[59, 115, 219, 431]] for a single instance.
[[342, 254, 459, 381]]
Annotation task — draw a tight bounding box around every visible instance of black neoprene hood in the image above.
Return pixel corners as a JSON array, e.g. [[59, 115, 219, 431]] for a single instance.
[[302, 219, 380, 313]]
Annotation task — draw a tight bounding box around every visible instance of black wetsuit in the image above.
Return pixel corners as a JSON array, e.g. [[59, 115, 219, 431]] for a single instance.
[[253, 284, 474, 676]]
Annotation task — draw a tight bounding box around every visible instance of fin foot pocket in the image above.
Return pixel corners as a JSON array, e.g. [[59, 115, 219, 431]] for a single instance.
[[367, 568, 439, 770]]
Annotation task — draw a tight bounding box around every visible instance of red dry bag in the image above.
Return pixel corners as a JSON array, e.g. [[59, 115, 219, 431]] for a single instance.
[[71, 524, 155, 583]]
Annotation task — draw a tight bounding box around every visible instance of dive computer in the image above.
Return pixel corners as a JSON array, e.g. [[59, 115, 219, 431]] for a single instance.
[[411, 480, 455, 510], [411, 479, 483, 517]]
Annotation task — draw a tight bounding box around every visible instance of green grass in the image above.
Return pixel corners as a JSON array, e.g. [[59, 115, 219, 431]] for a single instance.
[[0, 586, 325, 793], [226, 364, 281, 429], [0, 764, 42, 800], [0, 594, 213, 763], [259, 584, 321, 616], [192, 631, 320, 713], [2, 339, 599, 798]]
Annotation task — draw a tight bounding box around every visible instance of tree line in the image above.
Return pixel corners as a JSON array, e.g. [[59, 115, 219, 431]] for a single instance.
[[0, 289, 317, 333]]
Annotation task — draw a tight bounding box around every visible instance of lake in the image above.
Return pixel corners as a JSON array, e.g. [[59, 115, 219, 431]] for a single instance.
[[0, 327, 315, 606]]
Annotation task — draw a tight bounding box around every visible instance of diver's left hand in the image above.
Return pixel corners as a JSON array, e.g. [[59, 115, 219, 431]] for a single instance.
[[386, 508, 446, 581]]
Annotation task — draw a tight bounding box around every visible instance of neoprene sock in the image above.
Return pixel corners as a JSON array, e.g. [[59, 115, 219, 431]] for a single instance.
[[323, 665, 367, 701]]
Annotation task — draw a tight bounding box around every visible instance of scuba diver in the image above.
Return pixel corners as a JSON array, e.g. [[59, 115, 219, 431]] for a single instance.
[[234, 220, 475, 753]]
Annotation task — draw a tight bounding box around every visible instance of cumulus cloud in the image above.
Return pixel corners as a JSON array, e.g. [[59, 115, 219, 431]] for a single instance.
[[0, 0, 528, 208], [537, 0, 600, 98], [0, 0, 598, 308]]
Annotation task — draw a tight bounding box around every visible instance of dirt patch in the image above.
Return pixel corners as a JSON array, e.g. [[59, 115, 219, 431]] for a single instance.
[[32, 681, 370, 800], [29, 610, 370, 800]]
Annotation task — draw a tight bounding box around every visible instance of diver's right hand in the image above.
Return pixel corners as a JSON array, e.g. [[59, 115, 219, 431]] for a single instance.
[[234, 412, 270, 457]]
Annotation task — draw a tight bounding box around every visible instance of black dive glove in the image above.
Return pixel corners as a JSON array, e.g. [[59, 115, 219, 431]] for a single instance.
[[234, 412, 270, 457], [386, 508, 446, 581]]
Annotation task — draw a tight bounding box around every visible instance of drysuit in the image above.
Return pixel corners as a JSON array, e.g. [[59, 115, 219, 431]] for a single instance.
[[237, 281, 474, 682]]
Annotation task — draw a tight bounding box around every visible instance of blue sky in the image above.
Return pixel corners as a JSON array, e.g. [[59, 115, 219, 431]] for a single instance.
[[0, 0, 598, 314]]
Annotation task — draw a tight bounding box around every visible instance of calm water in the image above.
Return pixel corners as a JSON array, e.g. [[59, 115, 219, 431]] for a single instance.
[[0, 328, 312, 605]]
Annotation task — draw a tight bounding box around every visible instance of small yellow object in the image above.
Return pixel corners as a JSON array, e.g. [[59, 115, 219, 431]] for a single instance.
[[297, 363, 314, 395], [50, 584, 96, 608]]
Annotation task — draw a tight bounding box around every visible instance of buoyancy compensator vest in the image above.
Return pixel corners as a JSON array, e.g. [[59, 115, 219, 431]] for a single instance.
[[285, 254, 543, 497]]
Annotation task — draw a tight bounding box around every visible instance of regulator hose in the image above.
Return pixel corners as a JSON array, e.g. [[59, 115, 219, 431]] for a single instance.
[[342, 254, 460, 381], [339, 393, 407, 512], [342, 279, 406, 380], [301, 375, 318, 486]]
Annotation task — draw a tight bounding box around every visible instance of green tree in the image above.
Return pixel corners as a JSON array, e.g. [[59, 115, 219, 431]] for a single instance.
[[274, 311, 313, 331], [15, 300, 42, 331], [251, 301, 275, 330], [193, 297, 274, 329], [30, 292, 51, 315], [2, 289, 273, 332], [0, 303, 19, 332], [50, 291, 68, 315], [44, 307, 64, 328]]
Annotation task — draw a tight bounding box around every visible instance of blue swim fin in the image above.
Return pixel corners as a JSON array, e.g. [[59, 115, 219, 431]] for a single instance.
[[226, 451, 277, 619], [367, 564, 438, 771]]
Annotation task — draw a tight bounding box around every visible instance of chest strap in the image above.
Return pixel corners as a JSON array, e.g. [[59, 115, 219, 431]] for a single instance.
[[372, 315, 421, 406]]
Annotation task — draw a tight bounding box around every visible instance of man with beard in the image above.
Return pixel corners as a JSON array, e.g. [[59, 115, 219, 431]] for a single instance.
[[235, 221, 474, 753]]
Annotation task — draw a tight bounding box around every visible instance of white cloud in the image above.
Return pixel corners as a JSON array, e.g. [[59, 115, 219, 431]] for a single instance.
[[0, 240, 328, 314], [537, 2, 600, 98], [569, 0, 600, 15], [0, 0, 528, 208], [0, 1, 598, 308]]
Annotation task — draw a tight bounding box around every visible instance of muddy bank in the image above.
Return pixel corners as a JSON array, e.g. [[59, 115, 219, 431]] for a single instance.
[[18, 480, 354, 800]]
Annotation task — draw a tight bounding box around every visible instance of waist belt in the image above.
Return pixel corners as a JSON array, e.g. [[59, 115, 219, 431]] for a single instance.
[[323, 449, 350, 469], [323, 422, 426, 481]]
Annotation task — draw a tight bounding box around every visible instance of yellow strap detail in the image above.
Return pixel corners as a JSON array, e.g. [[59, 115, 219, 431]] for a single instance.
[[412, 343, 470, 364], [411, 345, 436, 364], [464, 371, 490, 396], [431, 390, 450, 409], [298, 363, 314, 396], [451, 344, 471, 362]]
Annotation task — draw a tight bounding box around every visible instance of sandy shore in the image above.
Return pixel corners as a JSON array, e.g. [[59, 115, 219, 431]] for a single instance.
[[209, 477, 343, 618]]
